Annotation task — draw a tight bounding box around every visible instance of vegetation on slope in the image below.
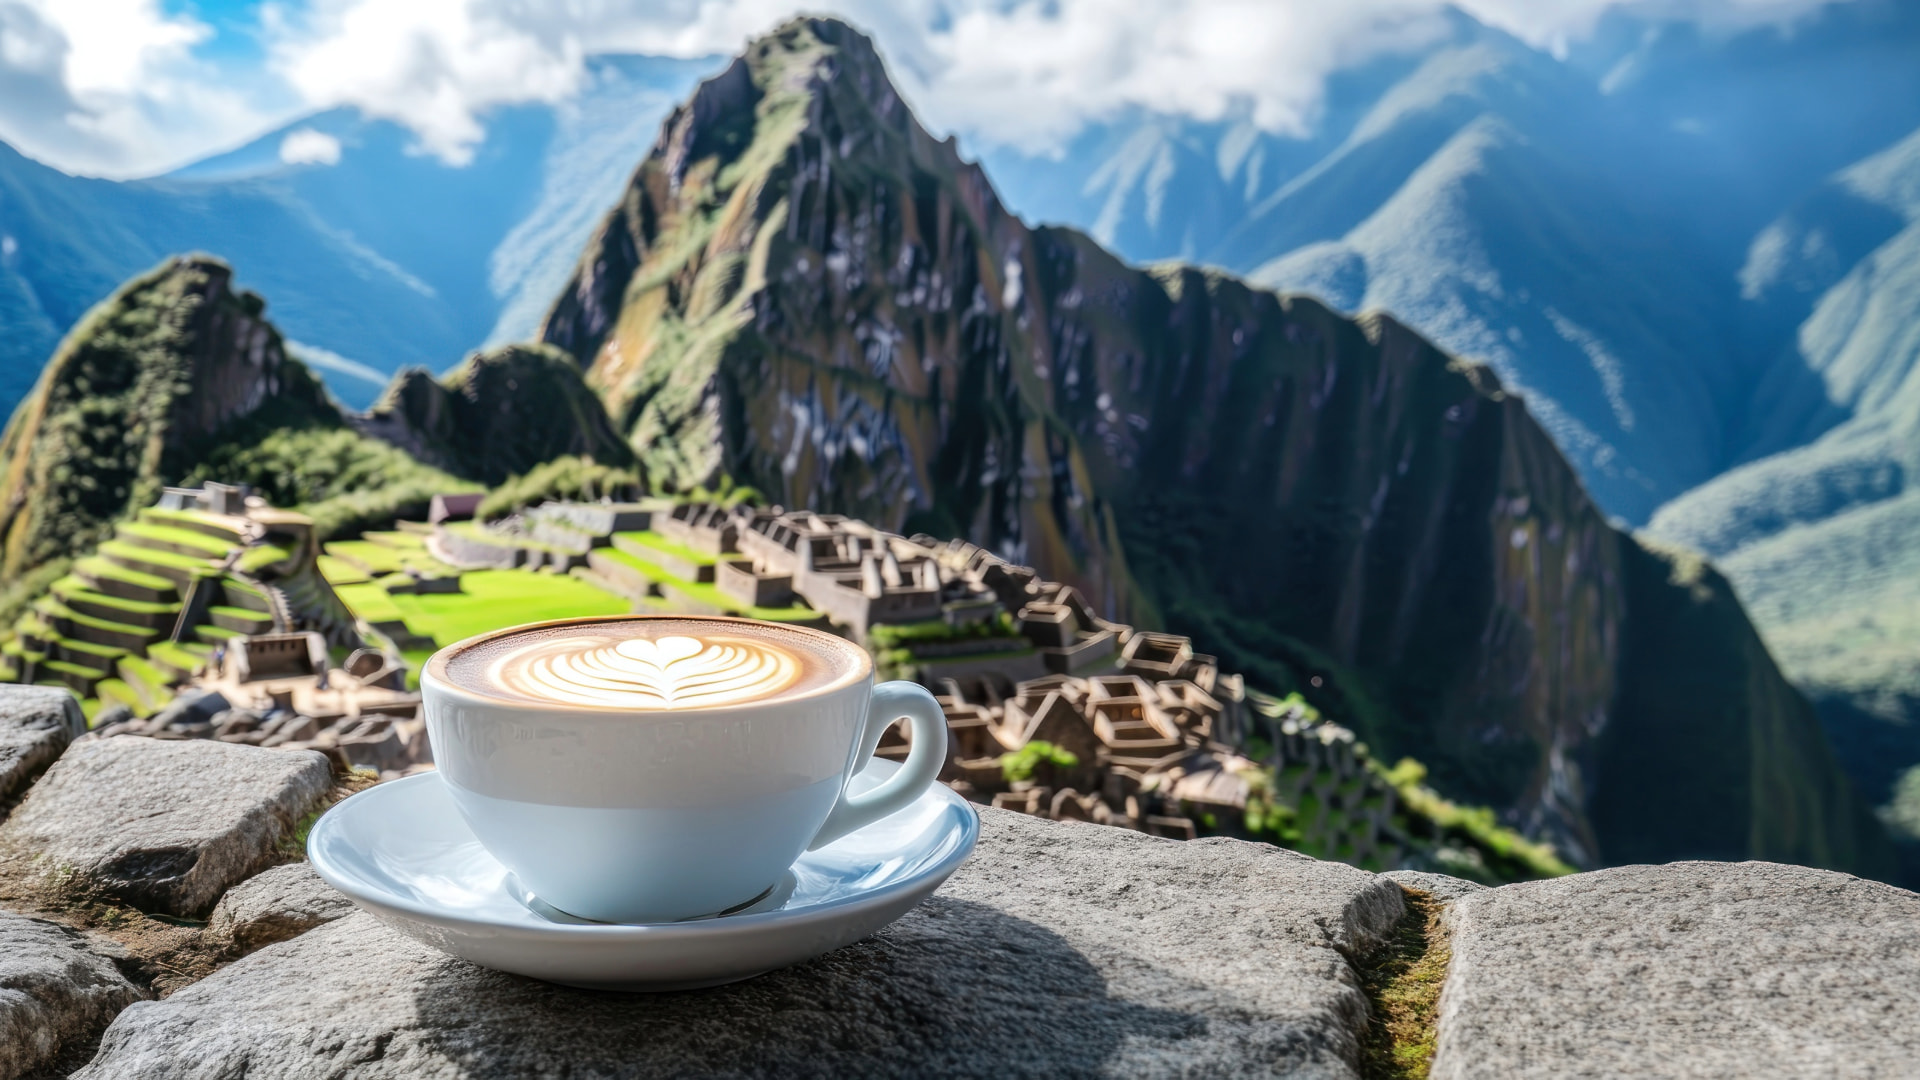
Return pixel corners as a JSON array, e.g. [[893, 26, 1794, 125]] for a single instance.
[[531, 16, 1892, 879], [0, 256, 331, 579], [476, 455, 644, 521], [359, 343, 636, 485]]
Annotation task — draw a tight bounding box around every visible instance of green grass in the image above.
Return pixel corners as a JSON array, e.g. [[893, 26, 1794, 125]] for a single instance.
[[51, 576, 178, 617], [73, 557, 174, 595], [56, 637, 127, 663], [615, 530, 713, 566], [96, 678, 147, 716], [118, 654, 176, 698], [146, 641, 211, 677], [385, 570, 629, 647], [139, 506, 239, 533], [43, 658, 108, 680], [116, 521, 236, 557], [597, 548, 817, 621], [316, 555, 371, 585], [208, 605, 273, 626], [41, 601, 156, 641], [234, 544, 295, 574], [99, 540, 215, 572], [333, 583, 406, 624], [1356, 890, 1448, 1079], [325, 540, 411, 574]]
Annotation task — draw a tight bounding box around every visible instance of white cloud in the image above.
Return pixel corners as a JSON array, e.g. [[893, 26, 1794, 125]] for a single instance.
[[0, 0, 1862, 176], [0, 0, 285, 177], [268, 0, 586, 166], [278, 126, 341, 165]]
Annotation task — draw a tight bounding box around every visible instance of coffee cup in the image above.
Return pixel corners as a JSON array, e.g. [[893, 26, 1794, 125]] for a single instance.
[[422, 614, 948, 924]]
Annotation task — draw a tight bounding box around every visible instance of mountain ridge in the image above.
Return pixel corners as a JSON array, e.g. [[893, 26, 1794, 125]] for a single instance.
[[535, 15, 1892, 875]]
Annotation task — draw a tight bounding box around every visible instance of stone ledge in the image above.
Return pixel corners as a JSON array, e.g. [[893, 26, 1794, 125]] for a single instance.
[[74, 809, 1407, 1078], [0, 737, 332, 917], [1432, 861, 1920, 1078]]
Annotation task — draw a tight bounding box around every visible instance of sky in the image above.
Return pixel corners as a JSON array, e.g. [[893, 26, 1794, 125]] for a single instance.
[[0, 0, 1856, 179]]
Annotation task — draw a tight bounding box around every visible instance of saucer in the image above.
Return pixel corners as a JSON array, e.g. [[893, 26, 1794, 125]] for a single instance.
[[306, 763, 979, 991]]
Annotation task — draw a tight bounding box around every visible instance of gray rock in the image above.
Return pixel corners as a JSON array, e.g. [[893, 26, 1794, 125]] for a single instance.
[[1380, 869, 1488, 903], [0, 908, 147, 1078], [207, 862, 357, 951], [0, 686, 85, 803], [1432, 861, 1920, 1078], [77, 810, 1405, 1078], [0, 737, 332, 917]]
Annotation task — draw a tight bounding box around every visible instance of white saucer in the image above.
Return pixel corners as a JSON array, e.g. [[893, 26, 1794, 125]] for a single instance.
[[306, 762, 979, 991]]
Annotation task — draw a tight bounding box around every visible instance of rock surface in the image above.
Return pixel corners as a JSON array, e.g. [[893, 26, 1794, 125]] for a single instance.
[[207, 862, 356, 951], [1432, 861, 1920, 1078], [1381, 870, 1489, 904], [0, 737, 332, 917], [77, 810, 1405, 1078], [0, 686, 84, 803], [0, 908, 147, 1078]]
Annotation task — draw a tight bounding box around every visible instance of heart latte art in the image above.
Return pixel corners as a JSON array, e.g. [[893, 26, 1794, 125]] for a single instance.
[[488, 633, 805, 709]]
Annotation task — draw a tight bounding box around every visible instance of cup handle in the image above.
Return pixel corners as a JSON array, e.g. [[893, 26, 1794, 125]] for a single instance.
[[808, 681, 949, 850]]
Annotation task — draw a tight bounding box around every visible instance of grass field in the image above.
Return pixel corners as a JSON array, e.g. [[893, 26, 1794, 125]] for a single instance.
[[335, 570, 631, 649]]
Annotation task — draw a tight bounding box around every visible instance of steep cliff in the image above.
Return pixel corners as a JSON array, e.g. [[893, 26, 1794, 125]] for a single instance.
[[356, 344, 635, 485], [0, 256, 470, 566], [540, 18, 1891, 875], [0, 256, 332, 579]]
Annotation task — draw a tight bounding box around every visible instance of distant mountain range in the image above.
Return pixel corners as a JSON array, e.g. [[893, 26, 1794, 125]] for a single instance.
[[2, 5, 1918, 854], [0, 55, 716, 413]]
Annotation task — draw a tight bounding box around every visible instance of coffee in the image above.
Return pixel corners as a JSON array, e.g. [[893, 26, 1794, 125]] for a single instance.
[[422, 613, 944, 923], [439, 616, 862, 710]]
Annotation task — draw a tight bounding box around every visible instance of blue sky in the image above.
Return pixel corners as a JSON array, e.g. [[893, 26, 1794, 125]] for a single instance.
[[0, 0, 1858, 179]]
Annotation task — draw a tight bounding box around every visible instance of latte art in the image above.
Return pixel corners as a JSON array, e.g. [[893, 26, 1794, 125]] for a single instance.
[[490, 633, 804, 709]]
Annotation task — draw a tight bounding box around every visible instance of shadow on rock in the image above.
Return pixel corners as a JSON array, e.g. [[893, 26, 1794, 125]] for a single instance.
[[412, 896, 1203, 1077]]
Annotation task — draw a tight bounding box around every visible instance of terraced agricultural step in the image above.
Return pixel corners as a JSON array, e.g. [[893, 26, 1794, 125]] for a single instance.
[[234, 544, 295, 575], [115, 521, 238, 560], [220, 580, 275, 614], [74, 557, 179, 603], [118, 655, 180, 707], [146, 642, 209, 679], [95, 678, 150, 717], [13, 611, 59, 651], [99, 541, 218, 588], [52, 576, 181, 629], [208, 606, 274, 634], [137, 506, 247, 545], [35, 600, 159, 652], [53, 636, 128, 669], [40, 658, 107, 695], [194, 624, 243, 646]]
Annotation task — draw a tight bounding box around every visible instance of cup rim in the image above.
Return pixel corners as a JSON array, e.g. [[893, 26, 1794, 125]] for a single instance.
[[421, 613, 874, 714]]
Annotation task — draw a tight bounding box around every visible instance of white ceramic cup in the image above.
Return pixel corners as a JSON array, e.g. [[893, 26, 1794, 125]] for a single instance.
[[422, 615, 948, 924]]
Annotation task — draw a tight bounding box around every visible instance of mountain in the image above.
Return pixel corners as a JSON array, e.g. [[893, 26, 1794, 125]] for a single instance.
[[356, 344, 636, 485], [0, 256, 466, 589], [0, 56, 718, 418], [973, 4, 1920, 527], [961, 2, 1920, 843], [1645, 123, 1920, 824], [537, 17, 1892, 877]]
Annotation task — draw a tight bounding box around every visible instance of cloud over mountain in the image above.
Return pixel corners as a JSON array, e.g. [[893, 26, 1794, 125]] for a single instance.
[[0, 0, 1862, 178]]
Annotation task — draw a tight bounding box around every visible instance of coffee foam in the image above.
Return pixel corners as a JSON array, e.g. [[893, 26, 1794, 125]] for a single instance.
[[440, 618, 860, 710]]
